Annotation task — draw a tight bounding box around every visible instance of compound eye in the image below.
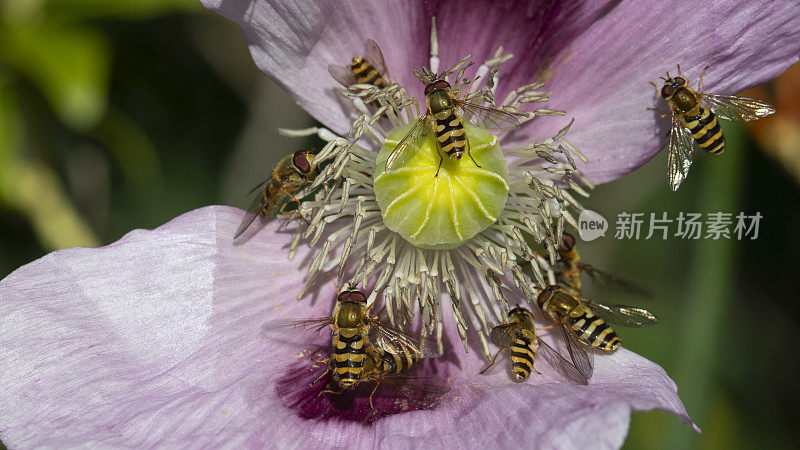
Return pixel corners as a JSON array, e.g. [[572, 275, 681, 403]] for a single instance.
[[560, 233, 576, 253], [339, 289, 367, 303], [674, 76, 685, 85], [292, 151, 312, 174], [660, 84, 675, 98], [536, 286, 556, 308], [424, 79, 450, 95]]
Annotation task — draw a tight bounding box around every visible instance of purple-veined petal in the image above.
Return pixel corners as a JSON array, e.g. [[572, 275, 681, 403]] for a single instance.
[[0, 206, 695, 448], [513, 0, 800, 183], [202, 0, 800, 184], [199, 0, 430, 135]]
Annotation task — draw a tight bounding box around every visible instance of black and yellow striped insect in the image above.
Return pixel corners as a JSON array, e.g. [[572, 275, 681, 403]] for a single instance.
[[554, 233, 652, 299], [262, 287, 440, 391], [482, 306, 588, 384], [653, 65, 775, 190], [328, 39, 391, 89], [385, 75, 519, 176], [537, 286, 658, 382], [234, 149, 317, 239], [358, 342, 450, 411]]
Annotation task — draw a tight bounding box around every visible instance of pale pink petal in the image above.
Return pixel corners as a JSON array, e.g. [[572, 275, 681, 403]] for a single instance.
[[202, 0, 800, 184], [514, 0, 800, 183], [0, 206, 694, 448], [199, 0, 429, 135]]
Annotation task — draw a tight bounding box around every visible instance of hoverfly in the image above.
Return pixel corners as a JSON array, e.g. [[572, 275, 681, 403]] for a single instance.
[[234, 149, 317, 239], [358, 343, 450, 412], [653, 65, 775, 190], [537, 285, 658, 382], [385, 73, 520, 176], [481, 306, 589, 384], [261, 287, 441, 391], [328, 39, 391, 89], [554, 232, 652, 299]]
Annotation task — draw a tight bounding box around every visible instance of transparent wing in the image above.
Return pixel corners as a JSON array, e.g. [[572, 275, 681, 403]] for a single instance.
[[328, 63, 356, 87], [259, 317, 333, 346], [246, 179, 268, 196], [579, 263, 654, 299], [362, 367, 451, 409], [368, 318, 442, 358], [234, 186, 269, 239], [457, 100, 520, 132], [385, 117, 429, 172], [556, 323, 593, 382], [583, 301, 658, 328], [363, 39, 389, 80], [666, 115, 695, 191], [488, 323, 519, 349], [701, 93, 775, 122], [537, 338, 588, 385]]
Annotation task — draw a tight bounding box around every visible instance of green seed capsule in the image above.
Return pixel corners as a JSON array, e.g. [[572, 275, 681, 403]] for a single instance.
[[374, 123, 510, 250]]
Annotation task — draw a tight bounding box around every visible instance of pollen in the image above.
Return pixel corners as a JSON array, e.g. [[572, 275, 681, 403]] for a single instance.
[[374, 123, 509, 249]]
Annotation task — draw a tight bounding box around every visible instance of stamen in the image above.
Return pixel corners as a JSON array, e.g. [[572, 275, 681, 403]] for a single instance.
[[279, 47, 590, 355]]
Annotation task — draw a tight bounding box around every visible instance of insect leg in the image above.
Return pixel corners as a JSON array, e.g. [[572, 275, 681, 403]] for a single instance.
[[318, 385, 345, 398], [369, 380, 382, 413], [465, 139, 481, 169], [282, 188, 303, 207], [462, 75, 481, 100], [480, 347, 504, 374], [699, 65, 710, 93], [310, 359, 332, 387], [434, 154, 444, 177], [649, 81, 660, 96]]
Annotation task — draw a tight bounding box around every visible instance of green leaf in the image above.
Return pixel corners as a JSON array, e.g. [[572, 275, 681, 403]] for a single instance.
[[0, 22, 110, 130]]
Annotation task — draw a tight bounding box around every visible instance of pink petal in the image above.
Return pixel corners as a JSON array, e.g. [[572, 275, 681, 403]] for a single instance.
[[514, 0, 800, 183], [0, 205, 696, 447], [199, 0, 430, 135], [202, 0, 800, 184]]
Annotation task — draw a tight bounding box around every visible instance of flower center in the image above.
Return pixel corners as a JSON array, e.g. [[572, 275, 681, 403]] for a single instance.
[[373, 123, 510, 249]]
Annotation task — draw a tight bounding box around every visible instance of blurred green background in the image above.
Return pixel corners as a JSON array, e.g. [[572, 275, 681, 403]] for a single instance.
[[1, 2, 798, 449]]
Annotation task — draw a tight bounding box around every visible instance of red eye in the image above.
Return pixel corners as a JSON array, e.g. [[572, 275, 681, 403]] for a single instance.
[[292, 151, 311, 174], [536, 286, 557, 308], [424, 79, 450, 95], [674, 76, 685, 85], [338, 289, 367, 303], [660, 84, 675, 98], [560, 233, 576, 253]]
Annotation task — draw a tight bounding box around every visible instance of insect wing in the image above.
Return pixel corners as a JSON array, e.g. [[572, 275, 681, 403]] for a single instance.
[[583, 301, 658, 328], [488, 323, 519, 349], [457, 100, 520, 132], [579, 263, 654, 299], [260, 317, 333, 347], [385, 117, 429, 172], [555, 322, 593, 383], [368, 319, 442, 358], [328, 63, 356, 87], [701, 93, 775, 122], [234, 185, 270, 239], [537, 338, 588, 385], [363, 39, 389, 80], [666, 115, 695, 191]]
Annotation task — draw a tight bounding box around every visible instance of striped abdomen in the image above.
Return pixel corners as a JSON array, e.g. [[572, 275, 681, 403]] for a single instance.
[[332, 329, 367, 386], [569, 309, 620, 351], [682, 106, 725, 155], [259, 181, 283, 217], [509, 332, 536, 381], [434, 111, 467, 159], [351, 60, 388, 88], [373, 344, 418, 375]]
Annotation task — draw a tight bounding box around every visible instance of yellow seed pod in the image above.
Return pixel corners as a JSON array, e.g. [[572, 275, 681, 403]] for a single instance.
[[374, 122, 510, 250]]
